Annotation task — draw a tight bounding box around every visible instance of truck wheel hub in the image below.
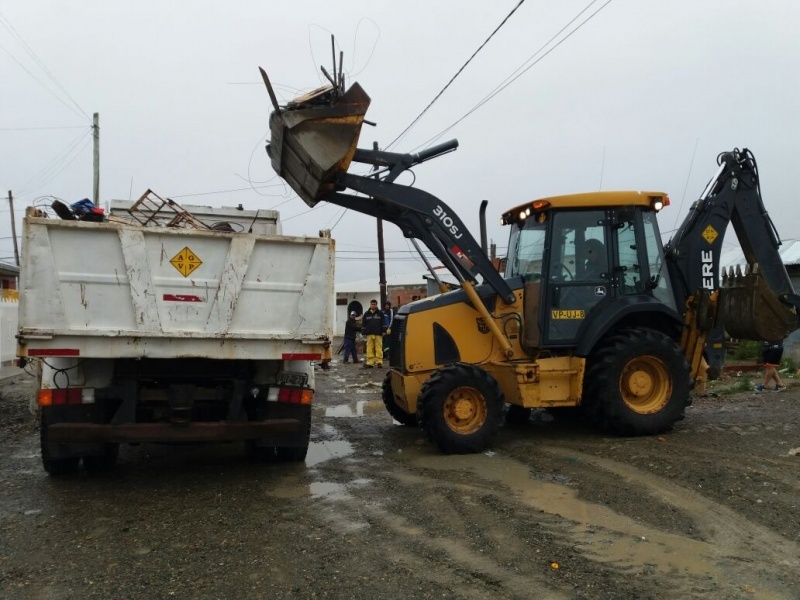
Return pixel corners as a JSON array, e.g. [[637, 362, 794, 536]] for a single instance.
[[628, 370, 653, 396]]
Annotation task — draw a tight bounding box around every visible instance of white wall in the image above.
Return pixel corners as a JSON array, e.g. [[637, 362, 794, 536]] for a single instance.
[[0, 292, 19, 364]]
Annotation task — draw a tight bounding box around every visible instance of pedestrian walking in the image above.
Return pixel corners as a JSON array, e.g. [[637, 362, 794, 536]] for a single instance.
[[382, 301, 394, 358], [755, 339, 786, 392]]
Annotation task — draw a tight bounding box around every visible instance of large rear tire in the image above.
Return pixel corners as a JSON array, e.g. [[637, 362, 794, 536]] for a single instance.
[[40, 415, 79, 476], [83, 444, 120, 473], [417, 363, 504, 454], [382, 371, 417, 427], [585, 328, 691, 436]]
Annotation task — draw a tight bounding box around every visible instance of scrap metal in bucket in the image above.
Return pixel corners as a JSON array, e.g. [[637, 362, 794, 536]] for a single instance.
[[719, 263, 798, 341], [259, 46, 371, 207]]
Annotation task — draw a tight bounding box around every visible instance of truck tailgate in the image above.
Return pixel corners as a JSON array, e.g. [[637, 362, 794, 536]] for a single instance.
[[18, 218, 334, 359]]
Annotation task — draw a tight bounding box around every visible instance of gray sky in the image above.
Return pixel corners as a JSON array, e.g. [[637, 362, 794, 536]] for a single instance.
[[2, 0, 799, 282]]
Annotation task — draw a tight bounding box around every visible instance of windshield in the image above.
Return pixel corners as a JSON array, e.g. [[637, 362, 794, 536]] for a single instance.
[[505, 217, 547, 279]]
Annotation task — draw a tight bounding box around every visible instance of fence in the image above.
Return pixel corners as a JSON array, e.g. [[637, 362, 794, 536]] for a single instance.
[[0, 290, 19, 364]]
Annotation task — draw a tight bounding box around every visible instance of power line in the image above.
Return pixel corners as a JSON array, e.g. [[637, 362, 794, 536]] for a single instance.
[[0, 125, 88, 131], [386, 0, 527, 151], [414, 0, 615, 151], [0, 10, 90, 121]]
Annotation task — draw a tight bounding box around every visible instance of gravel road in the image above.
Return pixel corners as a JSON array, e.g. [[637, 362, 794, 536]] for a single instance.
[[1, 362, 798, 599]]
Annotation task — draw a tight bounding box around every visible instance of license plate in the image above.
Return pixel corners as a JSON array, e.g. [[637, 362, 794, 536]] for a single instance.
[[278, 371, 308, 388]]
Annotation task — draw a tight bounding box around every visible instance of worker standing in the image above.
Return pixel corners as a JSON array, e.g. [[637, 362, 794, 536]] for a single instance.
[[382, 301, 394, 359], [755, 339, 786, 392], [361, 299, 385, 368]]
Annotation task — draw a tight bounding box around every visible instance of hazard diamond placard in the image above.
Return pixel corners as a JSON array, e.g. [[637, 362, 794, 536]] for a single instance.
[[170, 246, 202, 277]]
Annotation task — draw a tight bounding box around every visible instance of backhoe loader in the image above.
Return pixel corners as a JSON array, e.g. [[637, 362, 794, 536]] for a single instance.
[[261, 69, 800, 453]]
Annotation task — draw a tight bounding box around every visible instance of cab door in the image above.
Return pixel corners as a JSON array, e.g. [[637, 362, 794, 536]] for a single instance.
[[543, 210, 611, 345]]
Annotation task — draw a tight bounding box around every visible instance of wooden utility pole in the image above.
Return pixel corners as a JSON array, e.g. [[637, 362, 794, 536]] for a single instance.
[[92, 112, 100, 206], [8, 190, 19, 266], [373, 141, 388, 307]]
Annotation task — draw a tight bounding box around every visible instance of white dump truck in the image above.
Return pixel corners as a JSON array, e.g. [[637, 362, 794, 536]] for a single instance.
[[17, 198, 334, 474]]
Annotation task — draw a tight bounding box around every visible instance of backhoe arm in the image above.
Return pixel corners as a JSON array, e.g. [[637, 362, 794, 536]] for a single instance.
[[665, 148, 799, 342]]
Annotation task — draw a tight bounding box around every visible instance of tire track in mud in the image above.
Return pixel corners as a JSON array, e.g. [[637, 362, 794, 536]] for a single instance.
[[536, 445, 800, 596]]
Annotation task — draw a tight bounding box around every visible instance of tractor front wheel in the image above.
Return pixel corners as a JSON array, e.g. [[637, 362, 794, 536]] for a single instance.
[[417, 363, 504, 454], [382, 371, 417, 427]]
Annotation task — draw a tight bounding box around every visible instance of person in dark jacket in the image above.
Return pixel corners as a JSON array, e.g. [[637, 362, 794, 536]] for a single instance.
[[382, 301, 394, 357], [361, 299, 385, 368], [343, 311, 359, 364], [755, 339, 786, 392]]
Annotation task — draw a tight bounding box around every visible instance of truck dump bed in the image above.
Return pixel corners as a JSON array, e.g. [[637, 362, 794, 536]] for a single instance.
[[17, 215, 334, 360]]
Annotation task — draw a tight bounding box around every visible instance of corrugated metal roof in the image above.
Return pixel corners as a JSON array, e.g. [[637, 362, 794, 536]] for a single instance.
[[719, 239, 800, 270]]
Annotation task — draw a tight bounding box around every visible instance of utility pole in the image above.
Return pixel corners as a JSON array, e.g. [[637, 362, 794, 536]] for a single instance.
[[92, 112, 100, 206], [373, 141, 388, 307], [8, 190, 19, 266]]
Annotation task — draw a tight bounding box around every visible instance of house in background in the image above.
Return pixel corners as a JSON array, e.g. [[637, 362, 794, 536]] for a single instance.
[[334, 268, 458, 335], [720, 240, 800, 362], [0, 262, 19, 365]]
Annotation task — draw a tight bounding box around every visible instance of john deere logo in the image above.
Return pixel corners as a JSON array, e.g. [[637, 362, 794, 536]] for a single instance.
[[702, 225, 718, 244], [170, 247, 202, 277], [476, 318, 489, 334]]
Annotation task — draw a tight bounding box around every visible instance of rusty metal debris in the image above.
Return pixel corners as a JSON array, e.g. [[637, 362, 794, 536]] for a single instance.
[[128, 189, 210, 230], [260, 36, 372, 207], [719, 263, 798, 341]]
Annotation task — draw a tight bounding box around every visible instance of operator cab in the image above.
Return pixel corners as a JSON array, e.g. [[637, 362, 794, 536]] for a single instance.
[[503, 191, 676, 349]]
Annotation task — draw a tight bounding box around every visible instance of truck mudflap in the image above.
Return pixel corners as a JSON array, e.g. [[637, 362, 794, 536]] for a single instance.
[[262, 67, 371, 207], [719, 265, 798, 341], [46, 420, 302, 443]]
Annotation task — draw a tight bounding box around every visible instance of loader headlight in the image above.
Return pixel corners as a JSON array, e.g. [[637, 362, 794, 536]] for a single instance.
[[654, 200, 663, 211]]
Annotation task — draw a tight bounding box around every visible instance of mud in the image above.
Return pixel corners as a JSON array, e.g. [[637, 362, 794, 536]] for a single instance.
[[1, 362, 798, 599]]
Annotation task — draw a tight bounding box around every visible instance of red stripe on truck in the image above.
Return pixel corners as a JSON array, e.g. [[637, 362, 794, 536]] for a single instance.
[[28, 349, 80, 356], [163, 294, 203, 302], [282, 353, 321, 360]]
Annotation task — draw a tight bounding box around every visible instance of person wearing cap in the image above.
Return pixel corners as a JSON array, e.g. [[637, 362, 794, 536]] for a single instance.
[[343, 310, 359, 364]]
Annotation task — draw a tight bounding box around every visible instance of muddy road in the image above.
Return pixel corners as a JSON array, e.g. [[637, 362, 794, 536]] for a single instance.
[[1, 362, 799, 599]]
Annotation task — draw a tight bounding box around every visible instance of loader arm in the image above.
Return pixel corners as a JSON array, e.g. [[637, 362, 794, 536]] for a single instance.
[[327, 142, 515, 305], [665, 148, 800, 342]]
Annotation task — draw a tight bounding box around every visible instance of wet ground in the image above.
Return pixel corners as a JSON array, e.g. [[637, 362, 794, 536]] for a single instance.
[[1, 361, 799, 599]]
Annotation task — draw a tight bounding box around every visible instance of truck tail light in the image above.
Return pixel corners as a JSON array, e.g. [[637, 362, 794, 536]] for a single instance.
[[38, 388, 95, 406], [276, 387, 314, 405]]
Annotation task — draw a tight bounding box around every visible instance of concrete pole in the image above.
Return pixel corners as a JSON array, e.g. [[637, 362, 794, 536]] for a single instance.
[[92, 113, 100, 207], [8, 191, 19, 266]]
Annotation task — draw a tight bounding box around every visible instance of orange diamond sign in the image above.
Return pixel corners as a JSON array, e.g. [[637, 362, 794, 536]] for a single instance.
[[701, 225, 718, 245], [170, 247, 202, 277]]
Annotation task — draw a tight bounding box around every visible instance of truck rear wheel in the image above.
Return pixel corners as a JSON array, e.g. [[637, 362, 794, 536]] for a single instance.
[[417, 363, 504, 454], [83, 444, 120, 473], [382, 371, 417, 427], [585, 328, 690, 436], [40, 416, 79, 476]]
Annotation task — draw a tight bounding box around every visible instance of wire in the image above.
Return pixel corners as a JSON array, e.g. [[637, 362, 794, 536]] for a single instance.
[[386, 0, 527, 151], [16, 129, 92, 196], [0, 125, 88, 131], [169, 183, 286, 199], [671, 138, 700, 232], [0, 10, 90, 121], [412, 0, 614, 151]]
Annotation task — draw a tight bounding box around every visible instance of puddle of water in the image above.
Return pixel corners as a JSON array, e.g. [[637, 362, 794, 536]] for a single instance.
[[403, 448, 719, 577], [309, 481, 350, 500], [305, 440, 354, 467], [324, 400, 384, 418]]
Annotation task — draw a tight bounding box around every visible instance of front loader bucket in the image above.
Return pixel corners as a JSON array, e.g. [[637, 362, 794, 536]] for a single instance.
[[265, 78, 371, 207], [719, 264, 798, 341]]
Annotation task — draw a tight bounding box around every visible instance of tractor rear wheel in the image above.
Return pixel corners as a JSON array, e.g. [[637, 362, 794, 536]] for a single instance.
[[382, 371, 417, 427], [417, 363, 504, 454], [585, 328, 691, 436]]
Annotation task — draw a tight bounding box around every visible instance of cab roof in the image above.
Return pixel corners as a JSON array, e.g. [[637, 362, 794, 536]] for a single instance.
[[502, 190, 668, 226]]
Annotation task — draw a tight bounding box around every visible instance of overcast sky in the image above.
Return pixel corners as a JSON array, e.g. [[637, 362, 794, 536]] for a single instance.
[[2, 0, 799, 282]]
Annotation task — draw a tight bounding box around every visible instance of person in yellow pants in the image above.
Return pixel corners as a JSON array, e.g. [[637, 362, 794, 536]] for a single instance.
[[361, 299, 386, 368]]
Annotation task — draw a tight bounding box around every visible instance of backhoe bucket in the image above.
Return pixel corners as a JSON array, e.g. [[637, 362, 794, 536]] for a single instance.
[[266, 81, 371, 207], [719, 264, 798, 341]]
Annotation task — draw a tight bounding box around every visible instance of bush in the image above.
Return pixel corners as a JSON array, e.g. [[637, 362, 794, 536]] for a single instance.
[[731, 340, 761, 360]]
